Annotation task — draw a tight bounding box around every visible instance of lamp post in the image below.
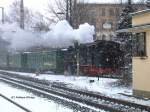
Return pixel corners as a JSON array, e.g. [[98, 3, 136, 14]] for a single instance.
[[0, 7, 4, 24]]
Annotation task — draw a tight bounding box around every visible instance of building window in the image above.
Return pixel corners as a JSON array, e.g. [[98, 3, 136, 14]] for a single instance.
[[115, 8, 120, 16], [89, 9, 97, 17], [133, 32, 146, 57], [109, 8, 114, 16], [102, 8, 105, 16], [102, 21, 113, 30]]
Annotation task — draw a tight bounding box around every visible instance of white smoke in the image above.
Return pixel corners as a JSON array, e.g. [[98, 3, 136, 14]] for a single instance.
[[0, 20, 95, 50]]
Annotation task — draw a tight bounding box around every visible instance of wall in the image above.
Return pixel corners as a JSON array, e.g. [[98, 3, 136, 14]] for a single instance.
[[75, 4, 147, 40], [133, 31, 150, 98], [132, 13, 150, 26]]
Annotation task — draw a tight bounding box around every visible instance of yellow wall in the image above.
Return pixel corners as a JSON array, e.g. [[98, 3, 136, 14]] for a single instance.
[[133, 31, 150, 92], [132, 13, 150, 26]]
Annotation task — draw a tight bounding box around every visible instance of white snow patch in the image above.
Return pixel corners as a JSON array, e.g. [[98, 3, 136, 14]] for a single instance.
[[0, 70, 150, 106], [0, 97, 25, 112], [0, 81, 73, 112]]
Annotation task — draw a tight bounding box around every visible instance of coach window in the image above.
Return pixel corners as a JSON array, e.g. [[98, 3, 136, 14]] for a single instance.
[[133, 32, 146, 57]]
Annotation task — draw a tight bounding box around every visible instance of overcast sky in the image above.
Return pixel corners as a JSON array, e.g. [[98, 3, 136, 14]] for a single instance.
[[0, 0, 142, 13], [0, 0, 144, 22], [0, 0, 49, 13]]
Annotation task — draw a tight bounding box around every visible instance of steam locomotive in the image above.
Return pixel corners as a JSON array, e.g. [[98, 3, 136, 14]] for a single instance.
[[0, 40, 124, 76], [65, 40, 124, 76]]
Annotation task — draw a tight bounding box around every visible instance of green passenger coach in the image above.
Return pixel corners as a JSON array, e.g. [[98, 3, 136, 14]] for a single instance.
[[4, 50, 65, 73]]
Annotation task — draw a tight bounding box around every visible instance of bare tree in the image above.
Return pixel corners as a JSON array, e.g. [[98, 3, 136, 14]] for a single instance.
[[32, 12, 50, 32], [9, 0, 33, 28], [8, 0, 50, 31], [47, 0, 66, 21], [47, 0, 89, 28]]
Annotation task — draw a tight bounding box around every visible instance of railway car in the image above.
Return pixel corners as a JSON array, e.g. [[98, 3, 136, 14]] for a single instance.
[[5, 50, 65, 73], [7, 53, 22, 70], [65, 40, 124, 76]]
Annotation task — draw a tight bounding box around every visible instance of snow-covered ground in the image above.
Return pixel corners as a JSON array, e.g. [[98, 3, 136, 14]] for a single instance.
[[0, 81, 73, 112], [0, 70, 150, 106], [38, 74, 131, 94], [37, 74, 150, 106], [0, 96, 25, 112], [0, 70, 132, 94]]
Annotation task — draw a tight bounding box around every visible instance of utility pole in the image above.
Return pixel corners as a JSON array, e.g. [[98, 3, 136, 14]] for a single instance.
[[72, 0, 77, 27], [120, 0, 122, 5], [69, 0, 72, 26], [66, 0, 69, 22], [66, 0, 74, 26], [0, 7, 4, 24], [20, 0, 24, 29], [128, 0, 131, 5]]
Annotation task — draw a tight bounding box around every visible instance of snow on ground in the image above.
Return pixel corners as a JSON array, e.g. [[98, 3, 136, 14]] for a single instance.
[[36, 74, 150, 106], [0, 70, 131, 94], [0, 81, 73, 112], [0, 70, 150, 106], [37, 74, 131, 94], [0, 97, 25, 112]]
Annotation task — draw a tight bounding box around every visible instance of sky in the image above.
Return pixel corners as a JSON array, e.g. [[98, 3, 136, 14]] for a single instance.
[[0, 0, 142, 13], [0, 0, 49, 13], [0, 0, 50, 22], [0, 0, 144, 21]]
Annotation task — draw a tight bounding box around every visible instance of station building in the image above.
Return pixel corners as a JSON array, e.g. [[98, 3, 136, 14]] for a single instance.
[[117, 9, 150, 98]]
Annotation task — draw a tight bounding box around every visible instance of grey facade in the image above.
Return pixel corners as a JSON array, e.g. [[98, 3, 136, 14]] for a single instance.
[[75, 3, 147, 40]]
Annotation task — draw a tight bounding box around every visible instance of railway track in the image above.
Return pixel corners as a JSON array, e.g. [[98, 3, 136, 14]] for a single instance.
[[0, 71, 150, 112], [0, 93, 32, 112], [0, 73, 100, 112]]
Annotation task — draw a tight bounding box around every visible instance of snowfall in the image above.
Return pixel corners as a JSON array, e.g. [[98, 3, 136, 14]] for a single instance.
[[0, 81, 73, 112], [1, 20, 148, 112], [0, 70, 150, 112]]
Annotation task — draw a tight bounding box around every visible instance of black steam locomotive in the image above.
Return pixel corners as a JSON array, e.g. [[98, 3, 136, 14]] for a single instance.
[[65, 40, 124, 76]]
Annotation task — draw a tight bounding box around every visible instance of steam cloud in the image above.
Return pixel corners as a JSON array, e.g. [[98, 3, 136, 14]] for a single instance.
[[0, 20, 95, 50]]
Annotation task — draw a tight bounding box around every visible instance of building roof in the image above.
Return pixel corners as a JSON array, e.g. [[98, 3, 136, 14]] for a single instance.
[[116, 24, 150, 33], [130, 9, 150, 17]]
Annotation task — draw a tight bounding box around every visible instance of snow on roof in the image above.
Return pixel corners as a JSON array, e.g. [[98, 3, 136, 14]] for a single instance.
[[130, 9, 150, 16], [116, 24, 150, 33], [79, 0, 123, 4], [79, 0, 142, 4]]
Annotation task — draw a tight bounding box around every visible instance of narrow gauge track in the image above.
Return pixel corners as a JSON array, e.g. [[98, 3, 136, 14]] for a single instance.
[[0, 77, 98, 112], [0, 93, 32, 112], [0, 72, 150, 112], [0, 74, 117, 112]]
